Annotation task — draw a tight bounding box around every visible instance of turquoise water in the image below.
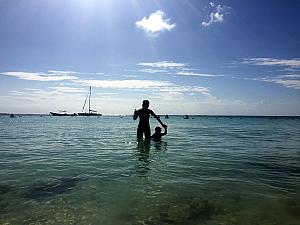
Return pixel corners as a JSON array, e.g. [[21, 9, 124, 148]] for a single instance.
[[0, 115, 300, 225]]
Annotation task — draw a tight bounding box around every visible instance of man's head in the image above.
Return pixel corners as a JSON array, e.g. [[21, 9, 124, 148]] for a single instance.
[[142, 100, 150, 109]]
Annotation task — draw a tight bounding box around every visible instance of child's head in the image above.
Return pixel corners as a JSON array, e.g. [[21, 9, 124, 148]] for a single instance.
[[142, 100, 150, 109], [155, 127, 162, 133]]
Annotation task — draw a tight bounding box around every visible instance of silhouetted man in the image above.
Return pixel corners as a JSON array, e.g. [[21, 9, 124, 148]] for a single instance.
[[133, 100, 167, 140]]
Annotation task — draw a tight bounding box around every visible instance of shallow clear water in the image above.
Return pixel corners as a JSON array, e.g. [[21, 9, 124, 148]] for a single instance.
[[0, 115, 300, 225]]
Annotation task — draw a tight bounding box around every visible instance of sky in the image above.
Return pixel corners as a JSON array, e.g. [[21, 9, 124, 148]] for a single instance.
[[0, 0, 299, 115]]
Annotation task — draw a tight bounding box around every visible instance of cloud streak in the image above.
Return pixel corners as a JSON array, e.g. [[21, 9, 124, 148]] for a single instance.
[[176, 71, 217, 77], [138, 61, 186, 68], [75, 79, 172, 89], [256, 77, 300, 90], [48, 86, 86, 93], [138, 61, 218, 77], [239, 57, 300, 90], [1, 71, 78, 81], [135, 10, 176, 34], [241, 58, 300, 69], [139, 68, 168, 74], [74, 78, 212, 97]]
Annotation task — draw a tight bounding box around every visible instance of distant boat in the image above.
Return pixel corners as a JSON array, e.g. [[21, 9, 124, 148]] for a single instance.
[[10, 113, 15, 118], [77, 86, 102, 116], [165, 114, 169, 119], [50, 110, 76, 117], [184, 115, 189, 119]]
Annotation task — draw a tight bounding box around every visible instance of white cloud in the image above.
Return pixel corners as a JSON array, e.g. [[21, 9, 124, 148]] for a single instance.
[[47, 70, 78, 75], [135, 10, 176, 34], [74, 78, 212, 98], [139, 68, 167, 74], [259, 77, 300, 90], [179, 67, 197, 71], [159, 87, 214, 102], [241, 58, 300, 69], [176, 71, 216, 77], [1, 71, 78, 81], [48, 87, 86, 93], [159, 85, 211, 94], [74, 79, 172, 89], [138, 61, 219, 77], [238, 58, 300, 89], [138, 61, 186, 68], [279, 74, 300, 78], [272, 79, 300, 89], [202, 3, 229, 27]]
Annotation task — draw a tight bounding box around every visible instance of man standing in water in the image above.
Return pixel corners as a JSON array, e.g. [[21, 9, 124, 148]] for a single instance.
[[133, 100, 167, 140]]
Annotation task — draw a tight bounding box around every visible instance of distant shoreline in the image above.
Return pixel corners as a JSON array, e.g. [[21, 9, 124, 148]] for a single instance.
[[1, 113, 299, 117]]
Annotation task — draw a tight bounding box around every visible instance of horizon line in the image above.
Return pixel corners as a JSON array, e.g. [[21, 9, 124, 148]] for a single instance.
[[1, 113, 300, 117]]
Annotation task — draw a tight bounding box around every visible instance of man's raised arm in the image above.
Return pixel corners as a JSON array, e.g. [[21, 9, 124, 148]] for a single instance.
[[151, 110, 166, 127], [133, 109, 139, 120]]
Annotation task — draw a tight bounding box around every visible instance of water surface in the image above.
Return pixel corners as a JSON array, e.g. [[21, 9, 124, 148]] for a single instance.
[[0, 115, 299, 224]]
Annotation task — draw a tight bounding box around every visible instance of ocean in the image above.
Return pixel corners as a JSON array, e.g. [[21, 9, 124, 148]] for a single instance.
[[0, 115, 299, 225]]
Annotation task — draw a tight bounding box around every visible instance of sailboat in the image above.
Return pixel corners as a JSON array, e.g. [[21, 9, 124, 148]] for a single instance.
[[77, 86, 102, 116]]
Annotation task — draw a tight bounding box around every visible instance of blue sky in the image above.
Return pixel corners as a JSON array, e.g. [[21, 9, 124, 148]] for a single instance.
[[0, 0, 299, 115]]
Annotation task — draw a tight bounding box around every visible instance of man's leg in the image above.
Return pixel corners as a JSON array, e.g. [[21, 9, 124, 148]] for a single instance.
[[144, 126, 151, 139], [137, 126, 143, 139]]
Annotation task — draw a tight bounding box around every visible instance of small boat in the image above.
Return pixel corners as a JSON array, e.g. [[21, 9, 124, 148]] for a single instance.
[[165, 114, 169, 119], [184, 115, 189, 119], [77, 86, 102, 116], [10, 113, 15, 118], [50, 111, 77, 117]]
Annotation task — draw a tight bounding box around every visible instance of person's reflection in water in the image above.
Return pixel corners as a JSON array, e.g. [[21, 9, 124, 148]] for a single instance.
[[135, 139, 151, 176], [153, 140, 168, 152], [134, 139, 168, 177]]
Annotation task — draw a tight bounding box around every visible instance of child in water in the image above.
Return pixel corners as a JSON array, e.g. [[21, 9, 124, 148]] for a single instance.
[[151, 125, 167, 141]]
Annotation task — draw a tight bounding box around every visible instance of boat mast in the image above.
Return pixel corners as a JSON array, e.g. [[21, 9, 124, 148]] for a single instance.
[[89, 86, 91, 114]]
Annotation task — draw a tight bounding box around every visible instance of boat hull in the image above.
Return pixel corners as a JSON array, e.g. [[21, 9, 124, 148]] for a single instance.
[[50, 112, 77, 117], [77, 113, 102, 116]]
